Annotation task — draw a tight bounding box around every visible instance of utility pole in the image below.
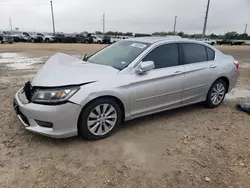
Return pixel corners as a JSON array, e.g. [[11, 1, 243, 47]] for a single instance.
[[244, 24, 248, 34], [9, 17, 13, 31], [50, 0, 56, 36], [102, 12, 105, 34], [173, 16, 177, 34], [202, 0, 211, 38]]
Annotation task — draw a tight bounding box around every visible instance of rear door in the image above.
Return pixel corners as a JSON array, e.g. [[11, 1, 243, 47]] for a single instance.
[[180, 43, 218, 105], [130, 43, 185, 117]]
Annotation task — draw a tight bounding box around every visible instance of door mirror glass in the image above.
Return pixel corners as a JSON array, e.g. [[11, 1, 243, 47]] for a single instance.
[[136, 61, 155, 74]]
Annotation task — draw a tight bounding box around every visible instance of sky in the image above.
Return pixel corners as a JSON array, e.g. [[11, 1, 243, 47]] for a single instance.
[[0, 0, 249, 34]]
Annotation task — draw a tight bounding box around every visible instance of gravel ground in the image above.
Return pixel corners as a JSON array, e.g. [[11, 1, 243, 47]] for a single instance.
[[0, 43, 250, 188]]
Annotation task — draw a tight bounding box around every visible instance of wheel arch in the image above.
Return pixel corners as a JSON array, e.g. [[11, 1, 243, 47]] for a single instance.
[[217, 76, 229, 93], [77, 95, 126, 131]]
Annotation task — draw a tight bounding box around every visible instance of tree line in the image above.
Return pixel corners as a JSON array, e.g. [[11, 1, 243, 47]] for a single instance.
[[92, 31, 250, 40]]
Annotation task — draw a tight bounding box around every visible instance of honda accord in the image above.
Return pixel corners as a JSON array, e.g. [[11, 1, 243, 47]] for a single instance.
[[14, 37, 239, 140]]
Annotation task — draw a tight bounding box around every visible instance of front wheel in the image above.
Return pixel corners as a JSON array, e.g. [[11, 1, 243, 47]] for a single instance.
[[205, 79, 227, 108], [78, 98, 122, 140]]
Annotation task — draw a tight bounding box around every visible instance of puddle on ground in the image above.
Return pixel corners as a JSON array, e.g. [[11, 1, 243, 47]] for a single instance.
[[0, 52, 46, 70], [226, 89, 250, 100], [240, 63, 250, 69], [0, 52, 20, 59]]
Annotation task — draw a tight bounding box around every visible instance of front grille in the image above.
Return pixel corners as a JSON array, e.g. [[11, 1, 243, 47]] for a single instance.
[[23, 81, 35, 102]]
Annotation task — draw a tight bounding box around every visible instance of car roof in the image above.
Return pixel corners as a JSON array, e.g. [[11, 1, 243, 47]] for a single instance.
[[128, 36, 184, 43], [126, 37, 212, 45]]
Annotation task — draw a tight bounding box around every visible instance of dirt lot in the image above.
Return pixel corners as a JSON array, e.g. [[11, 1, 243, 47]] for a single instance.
[[0, 43, 250, 188]]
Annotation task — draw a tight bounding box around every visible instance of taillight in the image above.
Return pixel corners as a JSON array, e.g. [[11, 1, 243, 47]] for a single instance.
[[234, 60, 239, 69]]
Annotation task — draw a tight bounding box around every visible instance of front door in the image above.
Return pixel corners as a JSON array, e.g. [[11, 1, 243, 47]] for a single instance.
[[129, 43, 185, 118]]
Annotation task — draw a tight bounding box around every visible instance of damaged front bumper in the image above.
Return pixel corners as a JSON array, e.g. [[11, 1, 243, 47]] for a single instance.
[[14, 88, 82, 138]]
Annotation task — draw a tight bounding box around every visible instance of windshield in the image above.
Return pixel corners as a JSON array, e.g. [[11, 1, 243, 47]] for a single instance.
[[87, 40, 150, 70]]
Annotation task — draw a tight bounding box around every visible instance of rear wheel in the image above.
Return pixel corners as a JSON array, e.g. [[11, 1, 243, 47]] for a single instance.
[[205, 79, 227, 108], [78, 98, 122, 140], [45, 38, 50, 43]]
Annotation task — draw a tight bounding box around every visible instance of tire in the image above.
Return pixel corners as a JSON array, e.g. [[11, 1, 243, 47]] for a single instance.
[[78, 98, 122, 140], [31, 38, 35, 43], [45, 38, 50, 43], [97, 40, 101, 44], [205, 79, 227, 108], [1, 40, 3, 44], [211, 42, 215, 45]]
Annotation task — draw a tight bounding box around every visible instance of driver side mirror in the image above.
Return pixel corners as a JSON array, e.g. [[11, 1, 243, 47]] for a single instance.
[[135, 61, 155, 74]]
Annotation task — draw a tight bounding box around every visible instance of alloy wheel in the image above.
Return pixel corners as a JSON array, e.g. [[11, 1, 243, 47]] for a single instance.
[[211, 83, 225, 105], [87, 104, 117, 136]]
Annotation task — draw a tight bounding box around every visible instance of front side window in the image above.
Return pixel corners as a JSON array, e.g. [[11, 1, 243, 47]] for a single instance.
[[87, 40, 150, 70], [142, 44, 179, 69], [181, 43, 207, 64]]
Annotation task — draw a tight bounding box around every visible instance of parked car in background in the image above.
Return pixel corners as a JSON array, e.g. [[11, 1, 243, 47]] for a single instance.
[[75, 34, 85, 43], [40, 33, 55, 43], [6, 31, 22, 42], [83, 34, 94, 44], [0, 31, 14, 44], [20, 32, 32, 42], [102, 35, 111, 44], [65, 34, 77, 43], [196, 38, 216, 45], [217, 39, 245, 45], [30, 33, 44, 43], [92, 35, 103, 44], [111, 36, 122, 43], [14, 37, 239, 140], [54, 34, 69, 43], [134, 33, 152, 37]]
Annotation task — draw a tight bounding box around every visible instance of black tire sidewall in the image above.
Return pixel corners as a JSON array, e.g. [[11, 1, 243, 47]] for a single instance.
[[78, 98, 122, 140], [206, 79, 227, 108]]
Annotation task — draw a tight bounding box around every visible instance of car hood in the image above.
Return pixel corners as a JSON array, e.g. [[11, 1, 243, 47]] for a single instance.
[[31, 53, 119, 87]]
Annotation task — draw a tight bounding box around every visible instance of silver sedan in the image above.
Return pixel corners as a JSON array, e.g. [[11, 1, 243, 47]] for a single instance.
[[14, 37, 239, 140]]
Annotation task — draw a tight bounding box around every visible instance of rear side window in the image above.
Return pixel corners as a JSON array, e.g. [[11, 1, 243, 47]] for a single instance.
[[142, 44, 179, 69], [181, 43, 207, 64], [206, 47, 215, 61]]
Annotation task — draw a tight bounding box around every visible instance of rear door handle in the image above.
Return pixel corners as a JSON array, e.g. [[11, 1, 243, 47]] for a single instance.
[[174, 71, 183, 75], [209, 64, 217, 68]]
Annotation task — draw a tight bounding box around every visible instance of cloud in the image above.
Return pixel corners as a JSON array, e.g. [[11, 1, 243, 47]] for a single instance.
[[0, 0, 249, 34]]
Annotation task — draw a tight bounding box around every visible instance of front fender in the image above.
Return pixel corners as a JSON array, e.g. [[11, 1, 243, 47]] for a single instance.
[[69, 82, 131, 120]]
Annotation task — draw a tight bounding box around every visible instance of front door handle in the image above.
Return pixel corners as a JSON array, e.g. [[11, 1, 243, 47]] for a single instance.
[[209, 64, 217, 68], [174, 71, 183, 75]]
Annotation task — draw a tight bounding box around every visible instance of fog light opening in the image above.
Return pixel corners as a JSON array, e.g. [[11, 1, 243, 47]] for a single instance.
[[35, 120, 53, 128]]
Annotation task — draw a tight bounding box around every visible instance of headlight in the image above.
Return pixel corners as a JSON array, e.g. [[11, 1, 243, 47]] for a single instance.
[[31, 87, 79, 104]]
